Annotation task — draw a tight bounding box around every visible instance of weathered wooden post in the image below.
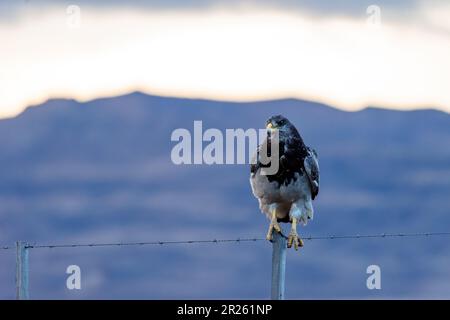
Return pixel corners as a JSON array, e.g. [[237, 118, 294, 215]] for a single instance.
[[271, 231, 286, 300], [16, 241, 29, 300]]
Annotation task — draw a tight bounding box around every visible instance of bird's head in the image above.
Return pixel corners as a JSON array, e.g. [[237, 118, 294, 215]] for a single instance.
[[266, 115, 291, 132]]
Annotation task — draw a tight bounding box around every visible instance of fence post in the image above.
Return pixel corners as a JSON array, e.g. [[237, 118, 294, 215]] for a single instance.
[[271, 231, 286, 300], [16, 241, 29, 300]]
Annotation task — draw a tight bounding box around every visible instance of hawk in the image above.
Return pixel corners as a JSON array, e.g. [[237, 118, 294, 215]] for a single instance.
[[250, 115, 320, 250]]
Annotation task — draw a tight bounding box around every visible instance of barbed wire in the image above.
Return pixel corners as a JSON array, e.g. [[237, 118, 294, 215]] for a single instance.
[[1, 238, 264, 250], [1, 231, 450, 251]]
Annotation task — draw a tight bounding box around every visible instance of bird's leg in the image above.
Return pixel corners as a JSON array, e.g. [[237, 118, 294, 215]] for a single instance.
[[287, 217, 304, 250], [266, 207, 282, 241]]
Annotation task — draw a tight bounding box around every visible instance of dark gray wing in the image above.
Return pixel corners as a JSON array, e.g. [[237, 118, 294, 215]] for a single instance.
[[304, 147, 320, 200]]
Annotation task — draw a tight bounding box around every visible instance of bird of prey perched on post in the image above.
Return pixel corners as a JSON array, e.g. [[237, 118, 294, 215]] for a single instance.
[[250, 115, 320, 250]]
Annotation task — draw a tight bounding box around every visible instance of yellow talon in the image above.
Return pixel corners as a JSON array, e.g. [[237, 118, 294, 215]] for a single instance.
[[287, 217, 304, 250], [266, 206, 281, 241]]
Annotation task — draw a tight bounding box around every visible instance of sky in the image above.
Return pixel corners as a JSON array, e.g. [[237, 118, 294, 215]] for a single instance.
[[0, 0, 450, 118]]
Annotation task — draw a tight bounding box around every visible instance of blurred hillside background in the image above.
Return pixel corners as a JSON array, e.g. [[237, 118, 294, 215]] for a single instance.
[[0, 92, 449, 299]]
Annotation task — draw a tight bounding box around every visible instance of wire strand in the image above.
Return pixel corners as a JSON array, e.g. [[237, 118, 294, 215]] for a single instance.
[[1, 231, 449, 250]]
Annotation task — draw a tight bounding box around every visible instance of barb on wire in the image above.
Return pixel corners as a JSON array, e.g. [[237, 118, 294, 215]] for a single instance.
[[0, 232, 449, 251]]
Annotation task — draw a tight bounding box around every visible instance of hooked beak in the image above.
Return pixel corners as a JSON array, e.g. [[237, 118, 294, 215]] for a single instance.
[[266, 122, 273, 129]]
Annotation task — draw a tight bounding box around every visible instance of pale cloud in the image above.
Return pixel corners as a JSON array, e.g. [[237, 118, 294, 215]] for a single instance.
[[0, 3, 449, 118]]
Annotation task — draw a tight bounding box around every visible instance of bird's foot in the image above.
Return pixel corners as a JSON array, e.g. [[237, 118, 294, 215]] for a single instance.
[[266, 220, 282, 241], [287, 230, 304, 250]]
